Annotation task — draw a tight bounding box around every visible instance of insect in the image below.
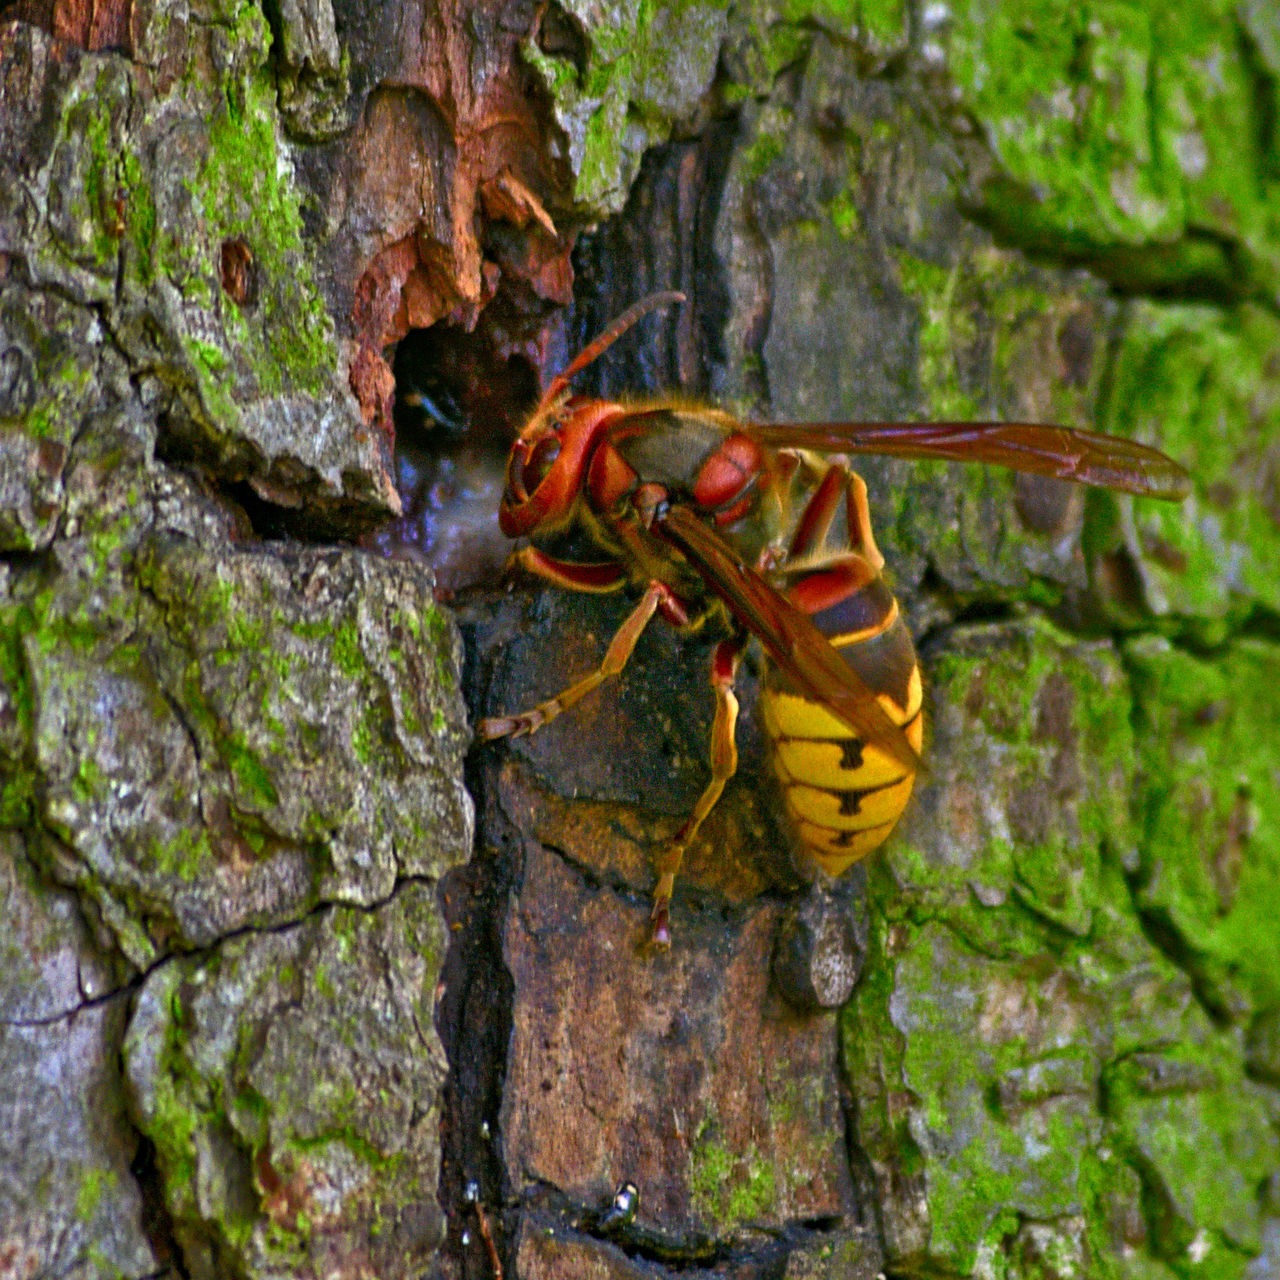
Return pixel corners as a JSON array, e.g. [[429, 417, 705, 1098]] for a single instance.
[[477, 293, 1191, 945]]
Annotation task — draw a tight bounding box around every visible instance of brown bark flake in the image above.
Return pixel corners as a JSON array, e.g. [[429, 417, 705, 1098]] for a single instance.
[[343, 1, 573, 425], [7, 0, 133, 53], [501, 845, 855, 1235]]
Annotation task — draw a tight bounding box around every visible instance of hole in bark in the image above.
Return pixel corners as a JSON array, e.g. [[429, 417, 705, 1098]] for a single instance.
[[377, 309, 540, 594], [536, 2, 588, 77], [209, 479, 297, 540]]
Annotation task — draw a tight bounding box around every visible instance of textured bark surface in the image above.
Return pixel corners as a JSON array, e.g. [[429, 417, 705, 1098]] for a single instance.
[[1, 1, 1278, 1279]]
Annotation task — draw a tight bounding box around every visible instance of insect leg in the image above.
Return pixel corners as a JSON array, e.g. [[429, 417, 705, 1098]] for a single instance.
[[788, 463, 884, 573], [476, 580, 667, 741], [650, 638, 743, 948], [843, 469, 885, 572], [510, 545, 628, 593], [787, 461, 844, 559]]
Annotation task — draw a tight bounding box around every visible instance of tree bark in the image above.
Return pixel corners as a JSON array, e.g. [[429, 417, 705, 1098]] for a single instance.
[[1, 2, 1277, 1279]]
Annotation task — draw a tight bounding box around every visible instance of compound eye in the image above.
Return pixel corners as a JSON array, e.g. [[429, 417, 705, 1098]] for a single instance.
[[523, 436, 562, 492]]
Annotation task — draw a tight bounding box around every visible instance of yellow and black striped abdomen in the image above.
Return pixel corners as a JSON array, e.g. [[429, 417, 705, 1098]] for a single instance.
[[760, 577, 923, 876]]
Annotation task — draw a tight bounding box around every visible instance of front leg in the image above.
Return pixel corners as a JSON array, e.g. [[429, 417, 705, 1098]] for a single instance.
[[506, 545, 629, 593], [649, 637, 743, 948], [477, 579, 673, 741]]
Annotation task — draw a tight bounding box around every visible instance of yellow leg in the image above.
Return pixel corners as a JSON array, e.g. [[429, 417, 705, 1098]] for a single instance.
[[844, 470, 885, 572], [650, 642, 741, 947], [476, 582, 664, 741]]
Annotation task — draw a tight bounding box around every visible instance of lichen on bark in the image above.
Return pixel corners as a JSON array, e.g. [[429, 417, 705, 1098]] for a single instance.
[[1, 4, 470, 1273]]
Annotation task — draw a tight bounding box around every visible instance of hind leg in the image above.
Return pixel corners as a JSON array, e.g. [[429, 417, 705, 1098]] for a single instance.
[[649, 637, 743, 948]]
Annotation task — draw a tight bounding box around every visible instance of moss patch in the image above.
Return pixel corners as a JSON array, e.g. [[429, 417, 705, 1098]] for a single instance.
[[946, 0, 1280, 299], [1124, 635, 1280, 1018], [1097, 302, 1280, 630]]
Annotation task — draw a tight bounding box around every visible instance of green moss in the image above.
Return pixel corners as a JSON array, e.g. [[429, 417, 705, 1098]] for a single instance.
[[228, 740, 280, 809], [827, 187, 861, 239], [1096, 301, 1280, 628], [739, 129, 787, 184], [844, 0, 909, 48], [292, 1124, 399, 1175], [330, 619, 364, 679], [858, 925, 1106, 1271], [349, 702, 380, 766], [946, 0, 1280, 298], [148, 825, 214, 881], [841, 619, 1279, 1276], [123, 6, 337, 430], [891, 243, 1110, 438], [419, 604, 456, 693], [773, 0, 909, 50], [18, 351, 96, 443], [887, 619, 1136, 942], [838, 612, 1280, 1274], [143, 971, 212, 1191], [264, 647, 291, 685], [576, 98, 630, 208], [891, 243, 966, 341], [0, 613, 35, 825], [0, 768, 36, 828], [72, 755, 105, 804], [688, 1119, 777, 1223], [73, 70, 128, 270], [524, 0, 732, 210], [293, 617, 337, 642], [1125, 636, 1280, 1016], [119, 147, 158, 285], [73, 1166, 114, 1221], [50, 59, 162, 299], [312, 961, 336, 1001], [199, 70, 335, 388], [1105, 1040, 1272, 1268], [190, 339, 228, 375], [226, 608, 267, 651], [396, 682, 423, 739]]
